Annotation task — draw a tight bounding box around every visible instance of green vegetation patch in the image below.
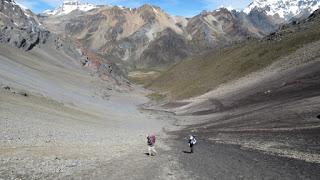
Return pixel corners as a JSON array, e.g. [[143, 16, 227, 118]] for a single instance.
[[128, 70, 162, 86], [147, 21, 320, 100], [146, 92, 166, 102]]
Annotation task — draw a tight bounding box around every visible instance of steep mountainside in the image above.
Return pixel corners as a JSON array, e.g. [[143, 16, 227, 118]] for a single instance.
[[40, 5, 190, 70], [0, 0, 49, 50], [148, 9, 320, 100], [186, 8, 279, 51], [0, 0, 129, 94], [39, 1, 320, 71], [0, 2, 168, 179], [40, 4, 282, 71]]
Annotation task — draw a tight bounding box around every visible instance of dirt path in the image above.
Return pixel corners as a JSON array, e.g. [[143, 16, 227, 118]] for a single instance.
[[167, 136, 320, 180]]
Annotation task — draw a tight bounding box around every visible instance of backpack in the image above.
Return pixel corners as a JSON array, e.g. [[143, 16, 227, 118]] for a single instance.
[[151, 135, 156, 144], [148, 135, 156, 145], [189, 136, 197, 145]]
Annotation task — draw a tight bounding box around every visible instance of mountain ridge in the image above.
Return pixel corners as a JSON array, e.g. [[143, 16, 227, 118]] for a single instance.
[[3, 0, 320, 72], [40, 3, 284, 71], [147, 8, 320, 100]]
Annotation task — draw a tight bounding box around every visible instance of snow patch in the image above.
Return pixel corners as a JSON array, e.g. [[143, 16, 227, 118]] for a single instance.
[[43, 0, 97, 16], [244, 0, 320, 20], [219, 5, 237, 12]]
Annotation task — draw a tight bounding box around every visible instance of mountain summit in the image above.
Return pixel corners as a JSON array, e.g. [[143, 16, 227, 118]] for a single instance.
[[244, 0, 320, 20], [43, 0, 97, 16]]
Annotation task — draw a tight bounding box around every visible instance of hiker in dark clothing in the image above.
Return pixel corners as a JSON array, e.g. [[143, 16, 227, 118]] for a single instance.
[[147, 134, 157, 156], [188, 135, 197, 153]]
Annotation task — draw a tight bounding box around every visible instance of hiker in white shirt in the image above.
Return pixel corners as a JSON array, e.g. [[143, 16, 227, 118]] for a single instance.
[[188, 135, 197, 153]]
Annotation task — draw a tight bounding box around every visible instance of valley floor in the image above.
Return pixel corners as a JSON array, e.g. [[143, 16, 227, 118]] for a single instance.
[[1, 85, 320, 179], [0, 87, 171, 179]]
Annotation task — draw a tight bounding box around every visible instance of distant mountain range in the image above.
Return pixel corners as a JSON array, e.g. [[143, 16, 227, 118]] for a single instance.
[[1, 0, 319, 72], [36, 0, 319, 71], [43, 0, 320, 21]]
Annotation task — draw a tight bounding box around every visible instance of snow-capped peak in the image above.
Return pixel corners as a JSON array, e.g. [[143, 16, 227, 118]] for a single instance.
[[244, 0, 320, 20], [43, 0, 97, 16], [218, 5, 237, 12]]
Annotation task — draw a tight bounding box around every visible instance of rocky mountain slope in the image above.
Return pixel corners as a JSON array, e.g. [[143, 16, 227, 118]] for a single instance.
[[186, 8, 280, 52], [0, 0, 49, 51], [40, 4, 191, 71], [156, 10, 320, 171], [39, 4, 282, 71], [0, 0, 130, 96], [0, 2, 169, 179], [148, 9, 320, 100], [39, 0, 320, 72]]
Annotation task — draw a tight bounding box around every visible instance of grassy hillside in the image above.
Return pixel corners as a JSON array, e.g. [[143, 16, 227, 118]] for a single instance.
[[127, 70, 162, 86], [147, 13, 320, 100]]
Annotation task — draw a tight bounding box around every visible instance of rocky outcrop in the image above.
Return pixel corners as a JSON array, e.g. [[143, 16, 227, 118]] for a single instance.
[[307, 9, 320, 21], [0, 0, 49, 50], [138, 28, 191, 69], [265, 8, 320, 42], [186, 8, 280, 52]]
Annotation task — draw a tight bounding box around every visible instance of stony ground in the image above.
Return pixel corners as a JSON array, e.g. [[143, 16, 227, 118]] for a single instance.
[[1, 40, 320, 179], [0, 88, 172, 179]]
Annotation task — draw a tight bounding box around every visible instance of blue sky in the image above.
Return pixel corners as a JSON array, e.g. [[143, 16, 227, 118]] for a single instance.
[[16, 0, 252, 17]]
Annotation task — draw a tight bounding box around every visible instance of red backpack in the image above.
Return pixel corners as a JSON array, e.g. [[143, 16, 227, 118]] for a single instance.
[[148, 135, 156, 145], [151, 135, 156, 144]]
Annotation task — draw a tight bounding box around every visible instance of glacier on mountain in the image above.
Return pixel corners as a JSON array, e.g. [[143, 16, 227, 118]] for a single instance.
[[244, 0, 320, 20], [43, 0, 97, 16]]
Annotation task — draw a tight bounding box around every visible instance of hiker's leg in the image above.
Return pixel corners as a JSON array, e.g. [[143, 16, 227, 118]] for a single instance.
[[152, 147, 157, 155], [190, 144, 193, 153], [148, 146, 152, 156]]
